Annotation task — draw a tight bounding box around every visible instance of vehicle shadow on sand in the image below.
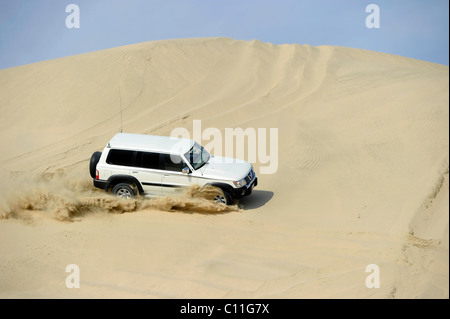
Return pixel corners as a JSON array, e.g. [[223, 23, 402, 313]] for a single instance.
[[238, 190, 274, 210]]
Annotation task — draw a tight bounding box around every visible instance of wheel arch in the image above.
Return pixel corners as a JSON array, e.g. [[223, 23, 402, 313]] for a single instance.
[[204, 182, 236, 199], [106, 175, 144, 195]]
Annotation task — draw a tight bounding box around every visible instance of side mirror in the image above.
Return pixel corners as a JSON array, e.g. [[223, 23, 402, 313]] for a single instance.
[[182, 167, 190, 175]]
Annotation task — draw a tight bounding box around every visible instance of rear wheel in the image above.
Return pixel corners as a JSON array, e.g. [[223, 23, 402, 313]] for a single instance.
[[112, 183, 135, 199]]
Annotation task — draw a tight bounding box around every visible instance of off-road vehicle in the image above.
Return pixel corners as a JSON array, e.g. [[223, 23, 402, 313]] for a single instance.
[[89, 133, 257, 204]]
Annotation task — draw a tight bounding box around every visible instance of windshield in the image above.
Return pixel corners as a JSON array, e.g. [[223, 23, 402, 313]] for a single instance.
[[184, 143, 210, 170]]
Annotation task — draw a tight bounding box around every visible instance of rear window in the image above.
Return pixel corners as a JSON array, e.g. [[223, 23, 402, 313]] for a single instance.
[[106, 149, 136, 166]]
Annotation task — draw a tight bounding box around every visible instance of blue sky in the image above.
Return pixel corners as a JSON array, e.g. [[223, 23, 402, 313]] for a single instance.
[[0, 0, 448, 69]]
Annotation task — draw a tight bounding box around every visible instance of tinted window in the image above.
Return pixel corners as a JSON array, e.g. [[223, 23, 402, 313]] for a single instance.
[[162, 154, 186, 172], [135, 151, 161, 170], [106, 149, 136, 166]]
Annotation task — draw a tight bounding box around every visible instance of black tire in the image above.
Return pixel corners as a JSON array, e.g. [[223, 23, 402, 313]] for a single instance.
[[89, 151, 102, 178], [213, 188, 234, 205], [112, 183, 136, 199]]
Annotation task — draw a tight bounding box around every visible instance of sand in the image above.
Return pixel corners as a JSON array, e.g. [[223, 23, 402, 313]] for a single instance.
[[0, 37, 448, 298]]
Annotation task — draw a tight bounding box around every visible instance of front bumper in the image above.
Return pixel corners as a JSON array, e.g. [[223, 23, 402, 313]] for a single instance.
[[232, 177, 258, 199]]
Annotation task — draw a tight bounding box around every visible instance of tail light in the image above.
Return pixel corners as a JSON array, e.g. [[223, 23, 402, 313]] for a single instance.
[[96, 169, 99, 180]]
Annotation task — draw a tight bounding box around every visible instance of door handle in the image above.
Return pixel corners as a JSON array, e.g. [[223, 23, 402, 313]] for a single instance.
[[132, 171, 139, 173]]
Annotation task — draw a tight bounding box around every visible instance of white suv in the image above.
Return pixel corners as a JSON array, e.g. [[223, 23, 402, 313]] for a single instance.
[[90, 133, 257, 205]]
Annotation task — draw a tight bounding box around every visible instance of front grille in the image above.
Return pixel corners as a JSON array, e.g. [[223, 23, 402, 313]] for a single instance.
[[244, 169, 254, 184]]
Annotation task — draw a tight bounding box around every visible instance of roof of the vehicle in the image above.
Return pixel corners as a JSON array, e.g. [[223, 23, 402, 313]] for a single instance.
[[108, 133, 195, 154]]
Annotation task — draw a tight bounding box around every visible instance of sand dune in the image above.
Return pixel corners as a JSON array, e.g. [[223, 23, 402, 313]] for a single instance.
[[0, 38, 448, 298]]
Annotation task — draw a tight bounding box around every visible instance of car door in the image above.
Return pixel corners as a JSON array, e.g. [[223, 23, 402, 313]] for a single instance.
[[160, 153, 196, 195], [129, 151, 162, 197]]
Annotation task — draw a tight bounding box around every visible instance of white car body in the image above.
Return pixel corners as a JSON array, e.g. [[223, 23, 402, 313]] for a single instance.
[[91, 133, 257, 204]]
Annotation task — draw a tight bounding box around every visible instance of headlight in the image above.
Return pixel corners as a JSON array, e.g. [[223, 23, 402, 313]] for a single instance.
[[233, 178, 247, 187]]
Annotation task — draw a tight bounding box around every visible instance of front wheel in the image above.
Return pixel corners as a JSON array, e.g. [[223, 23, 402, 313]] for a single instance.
[[112, 183, 136, 199], [212, 188, 234, 205]]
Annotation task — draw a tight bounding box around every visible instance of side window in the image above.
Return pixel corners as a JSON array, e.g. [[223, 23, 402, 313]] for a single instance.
[[106, 149, 136, 167], [162, 154, 186, 172], [135, 151, 161, 170]]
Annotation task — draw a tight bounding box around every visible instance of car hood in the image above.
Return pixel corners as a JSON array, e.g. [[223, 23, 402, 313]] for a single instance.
[[197, 156, 252, 181]]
